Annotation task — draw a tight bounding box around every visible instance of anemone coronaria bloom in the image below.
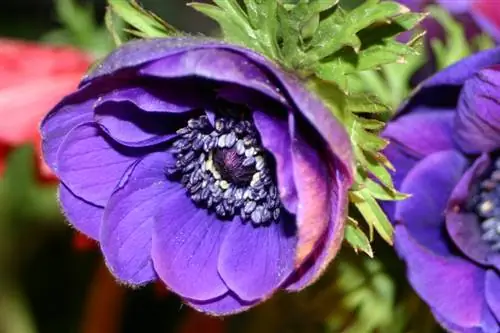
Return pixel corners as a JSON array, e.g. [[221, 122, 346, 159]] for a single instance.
[[40, 38, 354, 314], [384, 47, 500, 332]]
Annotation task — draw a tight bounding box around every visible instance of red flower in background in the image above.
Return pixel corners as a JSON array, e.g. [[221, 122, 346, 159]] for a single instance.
[[0, 39, 91, 179]]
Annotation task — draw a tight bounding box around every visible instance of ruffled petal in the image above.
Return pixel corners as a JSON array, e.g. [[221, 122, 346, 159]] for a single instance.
[[58, 183, 103, 240], [286, 168, 349, 291], [187, 292, 254, 316], [100, 152, 177, 285], [94, 83, 209, 113], [485, 270, 500, 324], [40, 97, 95, 173], [84, 39, 354, 184], [433, 310, 491, 333], [252, 110, 297, 212], [151, 191, 230, 300], [455, 66, 500, 153], [56, 122, 139, 206], [94, 99, 187, 147], [383, 110, 456, 157], [218, 214, 296, 302], [395, 150, 468, 256], [288, 114, 334, 265], [395, 225, 490, 329], [445, 154, 500, 267], [398, 47, 500, 116]]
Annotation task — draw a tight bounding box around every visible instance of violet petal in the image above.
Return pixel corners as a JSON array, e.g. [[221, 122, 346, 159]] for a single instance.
[[100, 152, 177, 285], [252, 110, 297, 213], [187, 292, 254, 316], [455, 66, 500, 153], [41, 97, 95, 173], [218, 214, 296, 302], [56, 122, 138, 206], [58, 183, 103, 240], [395, 225, 490, 329], [485, 270, 500, 324], [151, 191, 230, 301], [395, 150, 468, 257], [383, 110, 456, 157]]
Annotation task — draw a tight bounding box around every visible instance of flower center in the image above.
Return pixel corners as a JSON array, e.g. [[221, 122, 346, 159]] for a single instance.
[[470, 158, 500, 251], [167, 114, 281, 225]]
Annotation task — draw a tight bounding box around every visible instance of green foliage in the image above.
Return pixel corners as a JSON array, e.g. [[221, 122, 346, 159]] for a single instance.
[[41, 0, 120, 58], [107, 0, 178, 41], [429, 5, 495, 70]]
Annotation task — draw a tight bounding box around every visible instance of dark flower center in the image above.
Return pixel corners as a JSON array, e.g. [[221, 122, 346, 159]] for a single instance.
[[470, 158, 500, 251], [167, 114, 281, 225]]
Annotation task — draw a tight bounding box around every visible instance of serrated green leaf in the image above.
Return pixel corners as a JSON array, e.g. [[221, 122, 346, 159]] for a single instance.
[[109, 0, 176, 38], [306, 1, 409, 64], [346, 93, 390, 114], [352, 188, 393, 244], [345, 220, 373, 257], [105, 6, 123, 46], [427, 5, 470, 69]]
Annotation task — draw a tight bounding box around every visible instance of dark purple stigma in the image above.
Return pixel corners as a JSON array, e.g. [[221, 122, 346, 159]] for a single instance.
[[213, 148, 256, 185]]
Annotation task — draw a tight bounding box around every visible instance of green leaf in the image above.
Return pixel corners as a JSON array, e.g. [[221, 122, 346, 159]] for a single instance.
[[109, 0, 177, 38], [306, 1, 409, 64], [345, 219, 373, 257], [427, 5, 470, 69], [351, 188, 393, 245], [105, 6, 123, 46]]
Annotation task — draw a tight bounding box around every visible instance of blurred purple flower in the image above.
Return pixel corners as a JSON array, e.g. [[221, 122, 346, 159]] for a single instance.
[[399, 0, 500, 41], [40, 38, 354, 315], [384, 48, 500, 332]]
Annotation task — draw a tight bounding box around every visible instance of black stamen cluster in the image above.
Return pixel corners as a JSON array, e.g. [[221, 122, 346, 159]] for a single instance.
[[167, 114, 281, 225]]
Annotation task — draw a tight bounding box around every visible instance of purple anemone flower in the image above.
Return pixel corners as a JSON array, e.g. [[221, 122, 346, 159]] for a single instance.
[[384, 47, 500, 332], [40, 38, 354, 314]]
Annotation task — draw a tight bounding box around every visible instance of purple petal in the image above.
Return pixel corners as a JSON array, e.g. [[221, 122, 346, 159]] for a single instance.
[[485, 270, 500, 324], [445, 154, 500, 267], [399, 47, 500, 116], [416, 47, 500, 88], [395, 225, 490, 329], [286, 169, 349, 291], [41, 97, 95, 173], [94, 99, 183, 147], [94, 84, 208, 113], [56, 122, 138, 206], [84, 38, 354, 184], [455, 66, 500, 153], [383, 110, 456, 157], [252, 110, 297, 212], [395, 150, 468, 256], [289, 113, 344, 268], [100, 152, 177, 285], [433, 310, 491, 333], [187, 292, 254, 316], [151, 191, 230, 300], [218, 214, 296, 302], [58, 183, 103, 240], [139, 48, 287, 105]]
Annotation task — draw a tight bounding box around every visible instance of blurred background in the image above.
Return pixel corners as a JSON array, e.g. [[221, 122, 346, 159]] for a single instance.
[[1, 0, 484, 332]]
